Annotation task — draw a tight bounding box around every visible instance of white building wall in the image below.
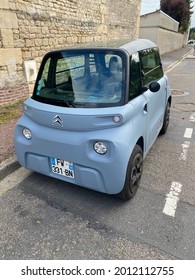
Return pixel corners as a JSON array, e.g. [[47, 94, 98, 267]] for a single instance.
[[157, 28, 184, 54], [139, 10, 185, 54]]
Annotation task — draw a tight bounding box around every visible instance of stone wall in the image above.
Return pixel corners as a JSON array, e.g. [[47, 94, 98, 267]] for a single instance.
[[0, 0, 141, 105]]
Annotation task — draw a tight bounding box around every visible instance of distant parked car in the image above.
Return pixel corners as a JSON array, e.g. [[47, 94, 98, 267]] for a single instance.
[[14, 39, 172, 201], [188, 40, 195, 44]]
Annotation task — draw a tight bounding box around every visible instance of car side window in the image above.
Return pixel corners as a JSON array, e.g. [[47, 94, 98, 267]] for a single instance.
[[139, 48, 163, 86], [129, 52, 142, 100]]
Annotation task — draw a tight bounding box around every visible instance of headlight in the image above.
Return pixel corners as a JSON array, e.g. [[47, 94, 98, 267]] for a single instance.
[[94, 141, 107, 155], [22, 128, 32, 140]]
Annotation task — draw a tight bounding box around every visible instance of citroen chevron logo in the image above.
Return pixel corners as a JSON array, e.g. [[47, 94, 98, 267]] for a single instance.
[[52, 115, 63, 127]]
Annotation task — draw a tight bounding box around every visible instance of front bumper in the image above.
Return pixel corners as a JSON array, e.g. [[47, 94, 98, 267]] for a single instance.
[[14, 116, 131, 194]]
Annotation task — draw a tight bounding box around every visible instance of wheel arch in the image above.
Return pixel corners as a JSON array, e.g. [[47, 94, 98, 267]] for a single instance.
[[136, 136, 144, 153], [168, 95, 172, 106]]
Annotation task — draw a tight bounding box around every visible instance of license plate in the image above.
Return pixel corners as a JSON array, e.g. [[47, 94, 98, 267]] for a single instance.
[[51, 157, 74, 178]]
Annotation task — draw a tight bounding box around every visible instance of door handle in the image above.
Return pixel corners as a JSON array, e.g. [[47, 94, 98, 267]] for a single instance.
[[143, 103, 148, 112]]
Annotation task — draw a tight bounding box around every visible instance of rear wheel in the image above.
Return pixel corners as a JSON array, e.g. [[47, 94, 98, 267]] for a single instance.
[[117, 145, 143, 201]]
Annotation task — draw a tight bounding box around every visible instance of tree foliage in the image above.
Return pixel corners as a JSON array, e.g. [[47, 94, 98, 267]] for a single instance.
[[160, 0, 194, 32]]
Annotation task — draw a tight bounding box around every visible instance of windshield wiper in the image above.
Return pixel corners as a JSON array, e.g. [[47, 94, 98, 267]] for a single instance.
[[34, 96, 77, 108], [65, 101, 76, 108]]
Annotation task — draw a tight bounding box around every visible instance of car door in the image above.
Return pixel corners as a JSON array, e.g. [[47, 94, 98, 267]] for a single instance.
[[139, 48, 166, 151]]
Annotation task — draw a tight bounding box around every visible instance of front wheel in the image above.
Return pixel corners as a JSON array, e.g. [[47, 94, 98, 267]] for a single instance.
[[160, 102, 170, 135], [117, 145, 143, 201]]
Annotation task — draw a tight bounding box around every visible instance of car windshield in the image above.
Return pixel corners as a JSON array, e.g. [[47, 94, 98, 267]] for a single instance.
[[33, 50, 127, 108]]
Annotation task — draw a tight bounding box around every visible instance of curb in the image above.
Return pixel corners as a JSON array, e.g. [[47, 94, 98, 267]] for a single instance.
[[0, 155, 21, 181]]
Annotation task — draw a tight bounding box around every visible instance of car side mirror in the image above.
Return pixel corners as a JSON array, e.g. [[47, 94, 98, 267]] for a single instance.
[[149, 81, 160, 92]]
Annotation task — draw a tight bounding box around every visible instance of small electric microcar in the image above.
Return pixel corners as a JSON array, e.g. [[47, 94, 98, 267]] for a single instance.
[[14, 39, 171, 200]]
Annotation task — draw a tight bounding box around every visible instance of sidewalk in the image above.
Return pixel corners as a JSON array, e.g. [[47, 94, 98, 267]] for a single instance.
[[0, 45, 193, 180], [162, 45, 193, 72]]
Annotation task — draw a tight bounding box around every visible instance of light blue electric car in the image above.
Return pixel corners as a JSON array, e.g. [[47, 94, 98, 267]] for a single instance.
[[14, 39, 171, 200]]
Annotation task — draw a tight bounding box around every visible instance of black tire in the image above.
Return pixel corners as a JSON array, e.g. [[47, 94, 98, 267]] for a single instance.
[[160, 102, 170, 135], [117, 145, 143, 201]]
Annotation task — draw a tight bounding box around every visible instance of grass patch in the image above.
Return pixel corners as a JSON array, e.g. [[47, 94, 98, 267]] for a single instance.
[[0, 99, 24, 125]]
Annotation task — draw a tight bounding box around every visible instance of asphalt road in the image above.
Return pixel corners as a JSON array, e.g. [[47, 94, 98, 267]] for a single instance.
[[0, 56, 195, 260]]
